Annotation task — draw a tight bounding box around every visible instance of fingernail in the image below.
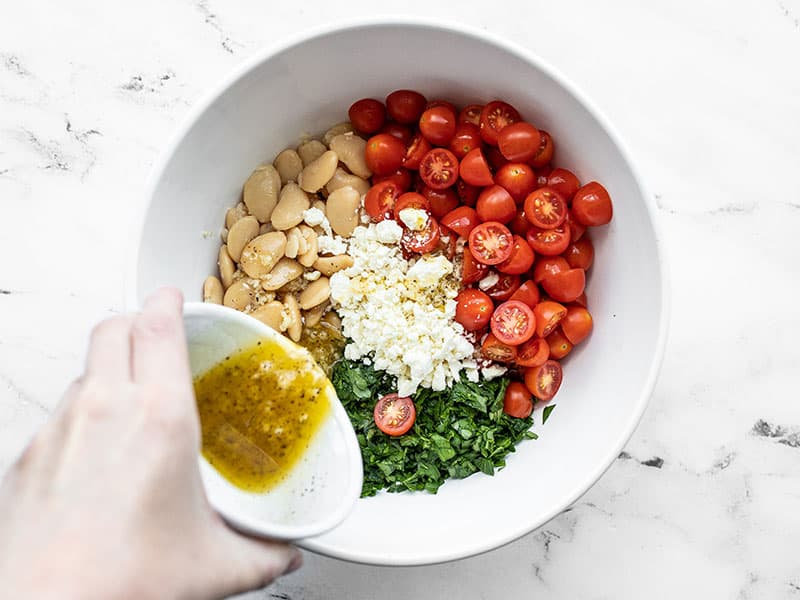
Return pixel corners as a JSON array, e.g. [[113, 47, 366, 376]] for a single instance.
[[285, 551, 303, 575]]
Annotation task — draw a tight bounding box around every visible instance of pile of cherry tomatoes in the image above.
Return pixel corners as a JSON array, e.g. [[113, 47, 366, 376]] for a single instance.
[[348, 90, 613, 421]]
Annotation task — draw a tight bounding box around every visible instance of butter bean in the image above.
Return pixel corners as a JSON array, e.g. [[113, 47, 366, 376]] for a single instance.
[[325, 168, 370, 197], [223, 279, 256, 310], [298, 226, 318, 267], [250, 301, 284, 331], [298, 276, 330, 310], [218, 245, 235, 288], [225, 202, 248, 229], [303, 302, 327, 328], [313, 254, 354, 276], [323, 122, 354, 146], [297, 139, 327, 166], [321, 310, 342, 332], [283, 294, 302, 342], [285, 227, 302, 259], [326, 186, 360, 237], [298, 150, 338, 193], [203, 275, 224, 304], [239, 231, 287, 278], [261, 257, 303, 291], [243, 164, 281, 223], [274, 149, 303, 184], [329, 134, 371, 178], [271, 183, 310, 231], [226, 216, 260, 262]]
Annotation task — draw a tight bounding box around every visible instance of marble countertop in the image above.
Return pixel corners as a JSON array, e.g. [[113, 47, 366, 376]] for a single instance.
[[2, 0, 799, 598]]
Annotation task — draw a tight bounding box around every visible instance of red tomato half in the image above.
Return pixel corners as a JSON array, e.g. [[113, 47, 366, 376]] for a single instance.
[[509, 280, 540, 307], [476, 185, 517, 224], [449, 122, 482, 159], [541, 268, 585, 303], [422, 186, 460, 219], [380, 121, 413, 145], [526, 224, 570, 256], [386, 90, 427, 124], [348, 98, 386, 134], [572, 182, 613, 226], [441, 205, 480, 238], [497, 121, 541, 162], [469, 221, 514, 265], [374, 393, 416, 436], [462, 246, 489, 284], [372, 168, 412, 192], [528, 130, 554, 168], [547, 168, 581, 202], [533, 256, 569, 284], [401, 215, 440, 254], [497, 235, 535, 275], [482, 333, 518, 363], [546, 329, 573, 360], [561, 306, 593, 344], [490, 300, 536, 345], [480, 100, 521, 145], [524, 360, 563, 401], [403, 133, 432, 170], [563, 236, 594, 270], [419, 105, 457, 146], [455, 288, 493, 331], [419, 148, 459, 190], [485, 272, 521, 302], [515, 337, 550, 368], [459, 148, 494, 187], [365, 133, 406, 176], [503, 382, 534, 418], [533, 301, 567, 338], [458, 104, 484, 126], [524, 187, 567, 229], [364, 180, 401, 222], [495, 163, 537, 203]]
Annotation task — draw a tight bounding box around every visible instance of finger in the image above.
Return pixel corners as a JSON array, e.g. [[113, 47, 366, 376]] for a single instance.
[[85, 316, 134, 381], [131, 288, 190, 384]]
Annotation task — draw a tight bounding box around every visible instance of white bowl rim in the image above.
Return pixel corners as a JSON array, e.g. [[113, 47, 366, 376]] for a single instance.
[[125, 16, 671, 565]]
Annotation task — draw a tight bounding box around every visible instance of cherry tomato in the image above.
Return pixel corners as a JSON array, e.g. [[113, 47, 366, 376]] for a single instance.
[[524, 187, 567, 229], [528, 130, 554, 168], [563, 236, 594, 270], [483, 148, 505, 172], [455, 288, 494, 331], [419, 105, 457, 146], [380, 121, 413, 145], [503, 381, 533, 418], [546, 329, 573, 359], [422, 186, 460, 219], [441, 205, 480, 238], [509, 211, 532, 236], [403, 133, 432, 170], [562, 306, 593, 345], [348, 98, 386, 134], [462, 246, 489, 284], [572, 182, 613, 226], [485, 272, 521, 302], [372, 168, 412, 192], [426, 99, 458, 114], [573, 292, 588, 308], [386, 89, 427, 124], [401, 215, 440, 254], [524, 360, 563, 401], [419, 148, 459, 190], [456, 179, 480, 207], [491, 300, 536, 345], [482, 333, 518, 363], [374, 393, 416, 436], [449, 122, 482, 159], [393, 191, 430, 221], [566, 210, 587, 242], [497, 121, 541, 162], [495, 163, 537, 203], [533, 256, 569, 284], [509, 280, 540, 308], [476, 185, 517, 224], [533, 300, 567, 338], [459, 148, 494, 187], [364, 180, 401, 222], [497, 235, 535, 275], [459, 104, 483, 125], [480, 100, 521, 146], [469, 221, 514, 265], [516, 337, 550, 368], [365, 133, 406, 176], [526, 224, 570, 256], [542, 267, 585, 303], [547, 168, 581, 202]]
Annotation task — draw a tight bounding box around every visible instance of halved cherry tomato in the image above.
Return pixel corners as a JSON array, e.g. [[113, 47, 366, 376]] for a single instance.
[[426, 99, 458, 114], [509, 280, 540, 308], [459, 148, 494, 187], [365, 133, 406, 176], [462, 246, 489, 284], [476, 185, 517, 224], [533, 256, 569, 284], [448, 122, 482, 159], [516, 337, 550, 368], [497, 235, 535, 275], [509, 211, 532, 236], [526, 224, 570, 256], [374, 393, 416, 436], [533, 300, 567, 338], [561, 306, 593, 344], [455, 288, 493, 331], [495, 163, 537, 203], [364, 180, 401, 222], [524, 360, 563, 401], [497, 121, 541, 162], [528, 130, 554, 168], [546, 329, 573, 359], [403, 133, 432, 170], [419, 105, 457, 146], [490, 300, 536, 345], [563, 236, 594, 270], [458, 104, 484, 126], [419, 148, 459, 190], [401, 215, 440, 254], [503, 381, 533, 418], [485, 272, 521, 302], [469, 221, 514, 265], [572, 182, 613, 226], [422, 186, 460, 219], [481, 333, 517, 363], [573, 292, 588, 308], [480, 100, 521, 145], [547, 168, 581, 202], [348, 98, 386, 134], [485, 146, 508, 171], [441, 205, 480, 238], [386, 89, 427, 124], [456, 179, 480, 207], [380, 121, 413, 145], [372, 168, 412, 192], [542, 268, 585, 303], [566, 210, 587, 242], [524, 187, 567, 229], [393, 192, 430, 221]]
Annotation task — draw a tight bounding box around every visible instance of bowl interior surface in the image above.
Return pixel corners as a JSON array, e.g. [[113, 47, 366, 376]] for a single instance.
[[134, 21, 666, 565]]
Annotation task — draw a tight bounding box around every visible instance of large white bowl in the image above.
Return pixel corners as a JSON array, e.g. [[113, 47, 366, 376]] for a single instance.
[[127, 18, 669, 566]]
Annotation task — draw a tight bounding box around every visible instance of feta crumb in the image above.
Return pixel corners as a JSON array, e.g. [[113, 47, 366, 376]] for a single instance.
[[302, 207, 325, 227], [481, 364, 507, 380], [398, 207, 429, 231], [406, 255, 453, 288], [478, 272, 500, 291], [375, 219, 403, 244], [303, 270, 322, 281], [317, 234, 348, 256]]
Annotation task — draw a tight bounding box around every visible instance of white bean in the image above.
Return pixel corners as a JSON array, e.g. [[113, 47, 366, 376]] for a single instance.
[[239, 231, 287, 278], [298, 277, 330, 310], [329, 134, 371, 178], [271, 183, 310, 231], [218, 245, 235, 288], [250, 301, 284, 331], [203, 275, 224, 304], [297, 139, 327, 166], [226, 215, 260, 262], [325, 167, 370, 197], [225, 202, 248, 229], [303, 302, 327, 328], [243, 164, 281, 223], [313, 254, 354, 276], [298, 150, 339, 193], [325, 186, 361, 237], [283, 294, 302, 342], [323, 122, 354, 146], [274, 149, 303, 184], [261, 258, 303, 291], [223, 279, 255, 310], [298, 226, 318, 267]]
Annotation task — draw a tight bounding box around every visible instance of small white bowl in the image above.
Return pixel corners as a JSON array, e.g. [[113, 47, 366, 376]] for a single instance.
[[183, 302, 363, 540]]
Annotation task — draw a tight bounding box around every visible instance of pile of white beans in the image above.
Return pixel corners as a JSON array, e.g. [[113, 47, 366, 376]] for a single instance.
[[202, 121, 374, 342]]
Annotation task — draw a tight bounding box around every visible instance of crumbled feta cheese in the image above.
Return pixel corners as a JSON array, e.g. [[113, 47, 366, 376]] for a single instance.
[[317, 234, 348, 256], [303, 270, 322, 281], [406, 255, 453, 288], [478, 272, 500, 291], [375, 219, 403, 244], [481, 364, 507, 380], [302, 207, 325, 227], [398, 207, 429, 231], [360, 213, 371, 224]]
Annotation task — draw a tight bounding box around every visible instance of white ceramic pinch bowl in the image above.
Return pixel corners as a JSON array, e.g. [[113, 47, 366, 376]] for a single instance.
[[183, 302, 362, 540], [130, 19, 669, 565]]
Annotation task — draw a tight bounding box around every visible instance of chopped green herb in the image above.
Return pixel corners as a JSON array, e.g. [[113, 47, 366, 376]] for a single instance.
[[542, 404, 556, 424]]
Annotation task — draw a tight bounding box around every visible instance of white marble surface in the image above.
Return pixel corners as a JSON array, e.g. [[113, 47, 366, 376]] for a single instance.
[[1, 0, 799, 597]]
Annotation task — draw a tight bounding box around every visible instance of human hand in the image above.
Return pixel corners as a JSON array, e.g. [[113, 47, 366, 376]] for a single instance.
[[0, 288, 301, 600]]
